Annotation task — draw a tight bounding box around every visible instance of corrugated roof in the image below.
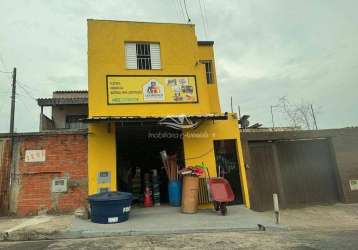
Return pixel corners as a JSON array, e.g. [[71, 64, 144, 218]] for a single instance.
[[83, 114, 228, 123], [37, 98, 88, 106], [53, 90, 88, 93], [53, 90, 88, 99]]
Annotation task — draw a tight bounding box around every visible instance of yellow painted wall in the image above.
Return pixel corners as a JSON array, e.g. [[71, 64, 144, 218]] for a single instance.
[[87, 20, 221, 117], [183, 114, 250, 208], [88, 123, 117, 195], [87, 20, 249, 206], [197, 45, 221, 113]]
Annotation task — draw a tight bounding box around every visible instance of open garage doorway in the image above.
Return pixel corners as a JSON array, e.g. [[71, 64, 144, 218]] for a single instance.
[[214, 139, 244, 205], [116, 124, 184, 206]]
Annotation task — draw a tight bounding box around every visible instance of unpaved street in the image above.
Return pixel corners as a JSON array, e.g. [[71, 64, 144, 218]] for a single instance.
[[1, 229, 358, 250], [1, 204, 358, 249]]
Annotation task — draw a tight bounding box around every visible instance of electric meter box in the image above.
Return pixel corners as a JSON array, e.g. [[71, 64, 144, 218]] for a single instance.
[[97, 171, 111, 184], [51, 177, 68, 193]]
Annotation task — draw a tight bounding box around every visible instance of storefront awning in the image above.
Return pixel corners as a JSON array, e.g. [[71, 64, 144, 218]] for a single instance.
[[83, 114, 228, 124]]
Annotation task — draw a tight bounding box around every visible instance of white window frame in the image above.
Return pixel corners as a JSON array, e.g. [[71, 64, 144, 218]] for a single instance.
[[125, 42, 161, 70]]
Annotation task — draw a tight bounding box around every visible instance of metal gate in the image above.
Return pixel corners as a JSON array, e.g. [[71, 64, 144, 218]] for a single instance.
[[248, 138, 339, 211]]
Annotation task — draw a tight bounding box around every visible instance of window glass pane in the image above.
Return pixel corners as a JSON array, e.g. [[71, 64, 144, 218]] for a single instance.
[[65, 115, 87, 129], [202, 61, 213, 84]]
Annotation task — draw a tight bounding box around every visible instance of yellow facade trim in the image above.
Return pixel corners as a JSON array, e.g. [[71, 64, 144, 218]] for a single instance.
[[183, 114, 250, 208]]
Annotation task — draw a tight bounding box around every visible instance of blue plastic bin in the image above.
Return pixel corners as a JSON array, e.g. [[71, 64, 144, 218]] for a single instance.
[[168, 180, 182, 206], [88, 192, 133, 224]]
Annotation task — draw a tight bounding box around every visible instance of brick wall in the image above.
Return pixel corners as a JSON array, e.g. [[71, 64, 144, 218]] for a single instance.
[[9, 132, 88, 216]]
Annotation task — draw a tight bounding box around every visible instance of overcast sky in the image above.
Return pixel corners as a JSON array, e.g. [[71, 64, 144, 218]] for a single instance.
[[0, 0, 357, 132]]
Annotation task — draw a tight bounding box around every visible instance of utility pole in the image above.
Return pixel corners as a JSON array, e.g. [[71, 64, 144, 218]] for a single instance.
[[270, 105, 275, 129], [8, 67, 16, 210], [237, 105, 242, 128], [10, 67, 16, 137], [230, 96, 233, 113], [310, 104, 318, 130]]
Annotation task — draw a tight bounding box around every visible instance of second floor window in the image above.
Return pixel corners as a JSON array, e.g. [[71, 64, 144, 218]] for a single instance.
[[202, 60, 214, 84], [65, 115, 87, 129], [136, 43, 151, 69], [125, 42, 161, 70]]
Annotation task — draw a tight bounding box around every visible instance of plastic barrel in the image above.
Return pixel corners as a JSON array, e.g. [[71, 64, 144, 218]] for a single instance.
[[168, 180, 182, 206], [88, 192, 133, 224]]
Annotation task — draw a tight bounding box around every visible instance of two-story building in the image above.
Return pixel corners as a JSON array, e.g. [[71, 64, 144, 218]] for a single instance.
[[86, 20, 250, 208]]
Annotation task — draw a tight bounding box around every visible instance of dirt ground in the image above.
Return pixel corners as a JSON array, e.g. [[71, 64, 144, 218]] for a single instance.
[[272, 203, 358, 230], [1, 229, 358, 250], [1, 203, 358, 249]]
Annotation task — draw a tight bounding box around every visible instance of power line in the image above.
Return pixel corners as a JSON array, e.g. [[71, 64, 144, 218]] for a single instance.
[[17, 82, 37, 101], [174, 0, 181, 20], [201, 0, 210, 37], [16, 98, 33, 113], [175, 0, 186, 22], [183, 0, 191, 23], [17, 80, 40, 92], [14, 92, 29, 98], [198, 0, 208, 39], [17, 81, 36, 92], [17, 86, 36, 101], [0, 70, 12, 74], [178, 0, 187, 23]]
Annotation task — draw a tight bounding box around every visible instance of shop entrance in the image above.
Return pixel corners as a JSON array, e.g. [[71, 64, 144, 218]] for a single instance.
[[214, 140, 244, 205], [116, 124, 184, 206]]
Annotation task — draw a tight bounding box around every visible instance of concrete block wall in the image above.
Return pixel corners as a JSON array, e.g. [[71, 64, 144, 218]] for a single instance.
[[7, 132, 88, 216], [0, 139, 11, 215]]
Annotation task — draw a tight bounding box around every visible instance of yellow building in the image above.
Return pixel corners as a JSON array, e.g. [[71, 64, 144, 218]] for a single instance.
[[87, 19, 250, 208]]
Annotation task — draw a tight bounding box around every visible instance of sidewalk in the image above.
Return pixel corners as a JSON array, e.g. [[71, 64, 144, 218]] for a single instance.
[[0, 205, 283, 241], [2, 203, 357, 242]]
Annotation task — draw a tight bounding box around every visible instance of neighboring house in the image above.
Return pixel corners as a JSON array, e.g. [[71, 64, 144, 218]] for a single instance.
[[37, 90, 88, 131]]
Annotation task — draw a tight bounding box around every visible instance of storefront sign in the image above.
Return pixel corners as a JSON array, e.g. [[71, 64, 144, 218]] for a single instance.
[[107, 75, 198, 104]]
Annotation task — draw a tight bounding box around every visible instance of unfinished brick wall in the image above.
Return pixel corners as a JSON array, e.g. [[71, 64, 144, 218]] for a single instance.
[[13, 132, 88, 216]]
